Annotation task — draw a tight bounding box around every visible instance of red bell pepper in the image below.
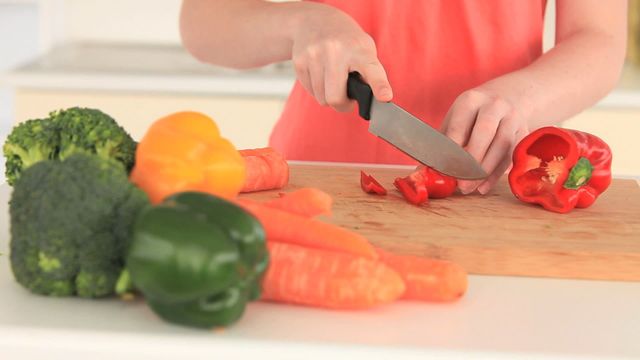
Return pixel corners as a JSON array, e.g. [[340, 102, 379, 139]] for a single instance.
[[508, 126, 612, 214], [360, 171, 387, 195], [393, 166, 457, 205]]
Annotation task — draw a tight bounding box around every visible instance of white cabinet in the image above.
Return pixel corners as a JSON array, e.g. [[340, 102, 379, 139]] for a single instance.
[[7, 43, 293, 149], [14, 89, 285, 150]]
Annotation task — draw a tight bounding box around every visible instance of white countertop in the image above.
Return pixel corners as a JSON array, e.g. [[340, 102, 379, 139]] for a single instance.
[[0, 182, 639, 360], [4, 42, 640, 108]]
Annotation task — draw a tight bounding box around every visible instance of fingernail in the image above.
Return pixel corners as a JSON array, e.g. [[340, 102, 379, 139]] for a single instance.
[[458, 181, 475, 194], [458, 181, 469, 192], [460, 187, 475, 195], [478, 182, 491, 195]]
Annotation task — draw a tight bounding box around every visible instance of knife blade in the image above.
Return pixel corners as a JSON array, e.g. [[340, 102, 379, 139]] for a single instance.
[[347, 72, 487, 180]]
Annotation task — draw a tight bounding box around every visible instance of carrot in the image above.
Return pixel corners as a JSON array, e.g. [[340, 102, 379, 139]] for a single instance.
[[237, 199, 378, 259], [240, 147, 289, 193], [377, 249, 468, 302], [262, 242, 405, 309], [238, 148, 267, 156], [265, 188, 333, 217]]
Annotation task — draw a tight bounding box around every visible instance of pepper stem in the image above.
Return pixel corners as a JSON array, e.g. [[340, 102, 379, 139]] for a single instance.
[[115, 269, 135, 299], [563, 157, 593, 189]]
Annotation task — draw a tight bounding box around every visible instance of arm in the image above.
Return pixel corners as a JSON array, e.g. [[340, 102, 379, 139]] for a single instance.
[[180, 0, 297, 69], [180, 0, 392, 110], [442, 0, 627, 194]]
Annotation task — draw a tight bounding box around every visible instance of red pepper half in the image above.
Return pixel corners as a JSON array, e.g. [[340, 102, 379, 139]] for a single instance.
[[360, 171, 387, 195], [508, 126, 612, 213]]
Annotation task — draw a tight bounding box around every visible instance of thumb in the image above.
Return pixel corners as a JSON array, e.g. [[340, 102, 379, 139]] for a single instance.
[[354, 60, 393, 102]]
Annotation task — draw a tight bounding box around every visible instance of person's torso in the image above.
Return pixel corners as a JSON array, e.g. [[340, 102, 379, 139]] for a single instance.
[[270, 0, 546, 164]]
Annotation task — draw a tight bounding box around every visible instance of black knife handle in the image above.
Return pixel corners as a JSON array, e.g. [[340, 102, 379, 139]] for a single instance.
[[347, 72, 373, 120]]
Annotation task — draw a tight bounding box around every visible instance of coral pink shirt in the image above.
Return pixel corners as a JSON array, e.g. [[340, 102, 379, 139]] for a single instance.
[[269, 0, 546, 165]]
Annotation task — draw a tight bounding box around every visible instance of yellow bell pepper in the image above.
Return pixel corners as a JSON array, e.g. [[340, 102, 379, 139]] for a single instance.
[[130, 111, 245, 204]]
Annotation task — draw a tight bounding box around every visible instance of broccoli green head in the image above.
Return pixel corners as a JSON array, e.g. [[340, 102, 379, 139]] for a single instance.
[[52, 107, 137, 172], [3, 107, 137, 186], [9, 153, 149, 298], [3, 118, 59, 186]]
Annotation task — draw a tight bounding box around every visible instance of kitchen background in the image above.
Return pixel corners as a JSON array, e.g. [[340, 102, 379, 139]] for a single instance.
[[1, 0, 639, 177]]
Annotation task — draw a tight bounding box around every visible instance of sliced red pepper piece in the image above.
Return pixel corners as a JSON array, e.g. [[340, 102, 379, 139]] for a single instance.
[[360, 171, 387, 195], [508, 126, 612, 213], [411, 166, 457, 199], [394, 165, 457, 206], [394, 176, 428, 205]]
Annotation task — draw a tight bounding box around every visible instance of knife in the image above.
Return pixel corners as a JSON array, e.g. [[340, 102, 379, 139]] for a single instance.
[[346, 72, 487, 180]]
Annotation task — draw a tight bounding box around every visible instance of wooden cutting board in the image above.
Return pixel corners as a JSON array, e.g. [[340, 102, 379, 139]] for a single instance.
[[244, 164, 640, 282]]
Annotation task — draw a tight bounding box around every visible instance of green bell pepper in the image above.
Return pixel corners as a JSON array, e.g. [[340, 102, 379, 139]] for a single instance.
[[127, 191, 268, 328]]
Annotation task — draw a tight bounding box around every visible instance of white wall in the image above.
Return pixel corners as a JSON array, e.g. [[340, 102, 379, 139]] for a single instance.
[[543, 0, 556, 52], [58, 0, 557, 48], [59, 0, 292, 45], [62, 0, 182, 45], [0, 1, 40, 178], [0, 2, 39, 136]]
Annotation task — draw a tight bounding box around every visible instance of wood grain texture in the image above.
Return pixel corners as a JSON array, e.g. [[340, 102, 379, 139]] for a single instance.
[[243, 164, 640, 282]]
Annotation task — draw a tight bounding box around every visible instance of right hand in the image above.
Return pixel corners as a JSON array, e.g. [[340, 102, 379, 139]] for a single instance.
[[291, 4, 393, 111]]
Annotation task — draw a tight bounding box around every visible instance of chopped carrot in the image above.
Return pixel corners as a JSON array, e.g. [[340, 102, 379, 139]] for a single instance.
[[262, 242, 405, 309], [240, 147, 289, 193], [265, 188, 333, 217], [237, 199, 377, 259], [376, 249, 467, 302]]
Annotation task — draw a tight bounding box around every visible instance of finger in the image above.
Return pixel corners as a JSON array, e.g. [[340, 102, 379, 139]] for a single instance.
[[458, 102, 513, 194], [293, 58, 314, 99], [477, 154, 512, 195], [324, 57, 353, 112], [442, 93, 482, 148], [465, 99, 508, 163], [478, 118, 517, 179], [457, 179, 483, 195], [308, 60, 327, 106], [477, 119, 525, 195], [353, 59, 393, 102]]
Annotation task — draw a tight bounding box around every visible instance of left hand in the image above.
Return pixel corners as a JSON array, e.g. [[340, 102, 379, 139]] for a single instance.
[[441, 85, 531, 195]]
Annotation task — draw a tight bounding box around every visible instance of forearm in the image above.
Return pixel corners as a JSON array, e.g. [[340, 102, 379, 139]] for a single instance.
[[181, 0, 391, 110], [486, 32, 626, 129], [180, 0, 315, 68], [480, 0, 627, 129]]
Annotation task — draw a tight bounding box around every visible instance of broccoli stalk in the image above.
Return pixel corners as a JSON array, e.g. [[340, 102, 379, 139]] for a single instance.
[[9, 153, 149, 298], [115, 269, 135, 297]]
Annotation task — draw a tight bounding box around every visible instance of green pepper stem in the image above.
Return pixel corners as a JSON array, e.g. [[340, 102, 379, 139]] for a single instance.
[[115, 269, 133, 295], [563, 157, 593, 189]]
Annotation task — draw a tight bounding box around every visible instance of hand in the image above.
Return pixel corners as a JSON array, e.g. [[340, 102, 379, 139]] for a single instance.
[[291, 5, 392, 111], [441, 85, 532, 195]]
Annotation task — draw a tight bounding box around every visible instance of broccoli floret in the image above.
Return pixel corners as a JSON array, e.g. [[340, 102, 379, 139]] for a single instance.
[[3, 107, 137, 186], [52, 107, 137, 172], [9, 153, 149, 298], [3, 118, 59, 186]]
